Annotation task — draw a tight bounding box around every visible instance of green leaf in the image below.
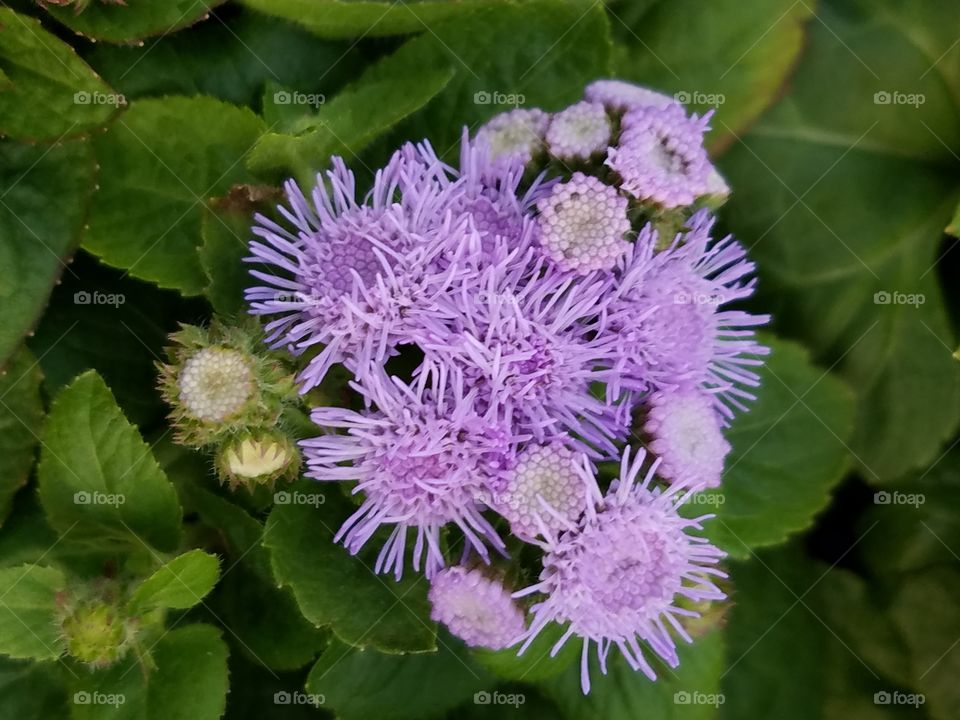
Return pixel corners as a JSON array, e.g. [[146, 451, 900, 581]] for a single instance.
[[85, 9, 361, 108], [0, 8, 118, 142], [540, 629, 725, 720], [237, 0, 497, 39], [215, 561, 328, 671], [263, 481, 437, 653], [947, 200, 960, 237], [200, 185, 281, 317], [83, 96, 266, 295], [0, 139, 95, 367], [473, 621, 579, 682], [704, 334, 855, 556], [0, 564, 66, 661], [69, 624, 229, 720], [37, 371, 183, 554], [391, 0, 613, 156], [889, 567, 960, 720], [127, 550, 220, 613], [248, 49, 455, 181], [0, 658, 68, 719], [306, 636, 491, 720], [0, 348, 43, 525], [721, 1, 960, 482], [611, 0, 814, 151], [45, 0, 228, 44]]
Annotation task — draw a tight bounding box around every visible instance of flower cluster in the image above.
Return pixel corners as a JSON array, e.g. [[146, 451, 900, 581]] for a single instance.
[[246, 79, 769, 693]]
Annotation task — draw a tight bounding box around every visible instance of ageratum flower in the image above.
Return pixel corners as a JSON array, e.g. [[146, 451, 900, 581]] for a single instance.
[[246, 145, 476, 391], [644, 388, 730, 489], [584, 79, 677, 113], [474, 108, 549, 167], [514, 448, 726, 693], [606, 210, 769, 419], [302, 367, 514, 579], [428, 566, 526, 649], [417, 241, 629, 459], [545, 101, 611, 161], [535, 172, 631, 274], [606, 103, 714, 208]]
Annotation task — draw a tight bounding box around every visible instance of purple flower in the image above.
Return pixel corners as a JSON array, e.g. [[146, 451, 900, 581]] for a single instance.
[[535, 172, 631, 274], [301, 367, 514, 579], [584, 79, 677, 113], [416, 242, 629, 459], [545, 101, 611, 160], [605, 210, 770, 419], [428, 566, 526, 649], [644, 388, 730, 489], [514, 447, 726, 693], [245, 145, 476, 391], [606, 103, 714, 208], [474, 108, 549, 167], [492, 440, 592, 540]]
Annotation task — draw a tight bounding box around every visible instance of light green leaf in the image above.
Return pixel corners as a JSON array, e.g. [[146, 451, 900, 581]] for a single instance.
[[721, 1, 960, 482], [83, 96, 266, 295], [611, 0, 814, 151], [0, 348, 43, 525], [0, 8, 118, 141], [0, 564, 66, 661], [540, 629, 725, 720], [37, 371, 182, 554], [306, 636, 491, 720], [69, 624, 229, 720], [45, 0, 227, 44], [127, 550, 220, 613], [0, 139, 94, 367], [248, 51, 454, 181], [263, 481, 437, 653], [705, 334, 856, 557]]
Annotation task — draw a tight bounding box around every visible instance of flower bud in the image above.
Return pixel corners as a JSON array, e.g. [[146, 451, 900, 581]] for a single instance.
[[216, 432, 300, 492]]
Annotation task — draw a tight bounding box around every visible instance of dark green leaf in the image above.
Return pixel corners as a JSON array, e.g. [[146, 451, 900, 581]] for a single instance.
[[45, 0, 228, 44], [263, 481, 437, 653], [0, 347, 43, 525]]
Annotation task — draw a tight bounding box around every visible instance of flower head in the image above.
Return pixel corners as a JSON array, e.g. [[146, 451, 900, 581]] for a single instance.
[[474, 108, 549, 167], [428, 566, 526, 649], [179, 348, 254, 422], [514, 448, 726, 693], [584, 79, 678, 113], [606, 103, 713, 208], [644, 388, 730, 489], [605, 211, 770, 418], [217, 432, 300, 491], [246, 144, 476, 391], [492, 441, 591, 540], [302, 367, 515, 579], [545, 101, 611, 160], [535, 172, 631, 273]]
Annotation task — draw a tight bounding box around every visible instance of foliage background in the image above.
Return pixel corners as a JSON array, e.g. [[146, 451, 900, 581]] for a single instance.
[[0, 0, 958, 718]]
